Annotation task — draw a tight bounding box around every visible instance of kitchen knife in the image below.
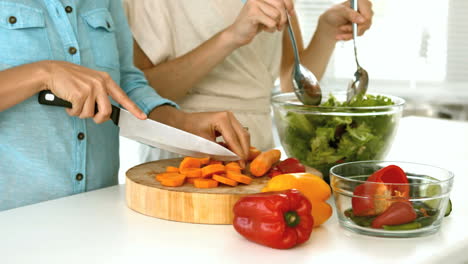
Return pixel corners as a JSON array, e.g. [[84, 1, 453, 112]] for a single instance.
[[38, 90, 240, 161]]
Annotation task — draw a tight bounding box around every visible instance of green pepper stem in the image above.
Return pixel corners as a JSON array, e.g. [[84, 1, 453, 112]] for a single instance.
[[284, 211, 301, 227]]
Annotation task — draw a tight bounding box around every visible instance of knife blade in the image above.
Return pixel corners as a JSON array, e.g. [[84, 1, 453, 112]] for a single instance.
[[38, 90, 239, 161]]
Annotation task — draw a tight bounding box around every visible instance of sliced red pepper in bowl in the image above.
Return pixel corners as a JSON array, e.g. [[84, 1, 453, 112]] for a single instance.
[[352, 165, 410, 216], [371, 201, 417, 228]]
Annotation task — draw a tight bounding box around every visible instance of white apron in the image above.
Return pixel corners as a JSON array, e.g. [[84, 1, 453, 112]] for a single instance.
[[124, 0, 283, 162]]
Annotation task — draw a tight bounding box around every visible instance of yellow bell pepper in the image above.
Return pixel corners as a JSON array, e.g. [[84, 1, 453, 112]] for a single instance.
[[262, 173, 332, 227]]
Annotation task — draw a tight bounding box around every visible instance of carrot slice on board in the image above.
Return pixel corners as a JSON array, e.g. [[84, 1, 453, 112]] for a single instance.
[[212, 174, 238, 187], [201, 164, 225, 178], [198, 157, 210, 165], [166, 166, 179, 173], [226, 171, 253, 185], [155, 172, 180, 182], [179, 157, 202, 170], [193, 179, 219, 189], [186, 178, 197, 184], [225, 162, 242, 173], [159, 174, 186, 187], [208, 160, 223, 165], [249, 149, 281, 177], [180, 168, 203, 178]]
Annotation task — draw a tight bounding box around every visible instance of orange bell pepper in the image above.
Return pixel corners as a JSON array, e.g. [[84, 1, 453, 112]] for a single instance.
[[261, 173, 332, 227]]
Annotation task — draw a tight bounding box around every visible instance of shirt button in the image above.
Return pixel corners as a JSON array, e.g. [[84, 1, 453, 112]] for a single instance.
[[8, 16, 17, 24], [76, 173, 84, 181], [65, 6, 73, 13], [69, 47, 77, 55], [77, 132, 85, 140]]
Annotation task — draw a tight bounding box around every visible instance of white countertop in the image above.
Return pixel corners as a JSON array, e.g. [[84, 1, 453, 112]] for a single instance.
[[1, 116, 467, 264]]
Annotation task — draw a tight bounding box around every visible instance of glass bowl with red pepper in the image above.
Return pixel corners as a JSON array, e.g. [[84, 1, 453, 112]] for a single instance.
[[271, 92, 405, 183], [330, 161, 454, 238]]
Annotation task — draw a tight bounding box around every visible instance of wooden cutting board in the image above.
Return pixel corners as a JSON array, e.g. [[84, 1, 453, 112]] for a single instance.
[[125, 158, 270, 225]]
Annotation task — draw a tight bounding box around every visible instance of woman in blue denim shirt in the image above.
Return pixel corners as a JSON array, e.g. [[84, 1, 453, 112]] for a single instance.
[[0, 0, 250, 211]]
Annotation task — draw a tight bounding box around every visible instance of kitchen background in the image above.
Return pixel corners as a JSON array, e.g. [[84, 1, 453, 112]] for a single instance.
[[119, 0, 468, 182], [292, 0, 468, 120]]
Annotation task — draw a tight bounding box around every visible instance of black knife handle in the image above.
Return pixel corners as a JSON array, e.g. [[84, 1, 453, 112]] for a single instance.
[[38, 90, 120, 126]]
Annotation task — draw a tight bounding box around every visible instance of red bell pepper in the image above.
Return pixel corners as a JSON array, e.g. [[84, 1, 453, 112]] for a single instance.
[[267, 158, 306, 178], [352, 165, 410, 216], [277, 158, 306, 174], [371, 201, 417, 228], [233, 189, 314, 249], [266, 166, 283, 178]]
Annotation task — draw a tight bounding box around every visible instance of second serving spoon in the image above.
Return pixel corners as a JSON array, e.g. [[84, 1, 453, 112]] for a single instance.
[[347, 0, 369, 102]]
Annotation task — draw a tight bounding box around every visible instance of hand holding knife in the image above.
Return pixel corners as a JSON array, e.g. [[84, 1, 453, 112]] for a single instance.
[[38, 90, 240, 161]]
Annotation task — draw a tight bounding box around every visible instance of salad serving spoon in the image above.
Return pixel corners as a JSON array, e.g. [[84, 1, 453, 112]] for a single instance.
[[347, 0, 369, 102], [287, 14, 322, 106]]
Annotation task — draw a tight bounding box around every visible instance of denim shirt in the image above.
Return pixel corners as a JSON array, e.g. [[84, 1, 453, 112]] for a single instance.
[[0, 0, 176, 211]]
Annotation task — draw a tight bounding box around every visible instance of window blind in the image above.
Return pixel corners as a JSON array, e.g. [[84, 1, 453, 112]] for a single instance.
[[295, 0, 466, 84]]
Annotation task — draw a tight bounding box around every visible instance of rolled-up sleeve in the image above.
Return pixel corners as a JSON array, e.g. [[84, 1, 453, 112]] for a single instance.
[[109, 0, 178, 114]]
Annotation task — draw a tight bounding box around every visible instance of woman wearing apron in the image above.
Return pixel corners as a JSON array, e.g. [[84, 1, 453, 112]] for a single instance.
[[0, 0, 251, 211], [123, 0, 373, 161]]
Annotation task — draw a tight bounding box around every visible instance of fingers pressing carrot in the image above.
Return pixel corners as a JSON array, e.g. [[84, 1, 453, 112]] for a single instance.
[[249, 149, 281, 177], [248, 146, 262, 161]]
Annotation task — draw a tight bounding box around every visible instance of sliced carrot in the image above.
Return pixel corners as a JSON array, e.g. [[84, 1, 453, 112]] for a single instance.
[[248, 146, 262, 161], [225, 162, 242, 173], [155, 172, 180, 182], [212, 174, 238, 187], [159, 174, 186, 187], [166, 166, 179, 173], [198, 157, 210, 165], [224, 162, 241, 170], [180, 168, 203, 178], [201, 164, 225, 178], [226, 171, 253, 185], [208, 160, 223, 165], [250, 149, 281, 177], [179, 157, 202, 170], [193, 179, 219, 189], [186, 178, 197, 184]]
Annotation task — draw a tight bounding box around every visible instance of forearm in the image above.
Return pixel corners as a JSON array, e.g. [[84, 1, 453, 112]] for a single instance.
[[141, 29, 240, 101], [301, 20, 338, 81], [0, 62, 48, 111], [148, 105, 186, 130], [280, 19, 337, 93]]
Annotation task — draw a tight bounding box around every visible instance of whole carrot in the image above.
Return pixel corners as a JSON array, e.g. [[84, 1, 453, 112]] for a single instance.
[[249, 149, 281, 177]]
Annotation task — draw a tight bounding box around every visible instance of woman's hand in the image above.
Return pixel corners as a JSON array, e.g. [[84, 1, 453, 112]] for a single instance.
[[184, 111, 251, 165], [41, 60, 146, 123], [317, 0, 374, 41], [149, 106, 251, 166], [226, 0, 295, 47]]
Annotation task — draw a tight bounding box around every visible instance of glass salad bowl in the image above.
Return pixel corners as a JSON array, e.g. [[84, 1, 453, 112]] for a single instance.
[[330, 161, 454, 238], [271, 92, 405, 183]]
